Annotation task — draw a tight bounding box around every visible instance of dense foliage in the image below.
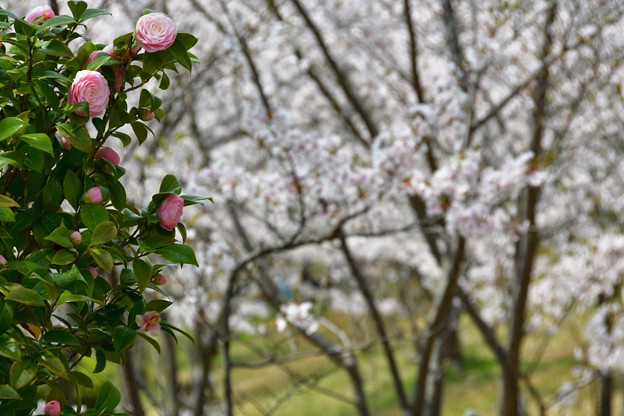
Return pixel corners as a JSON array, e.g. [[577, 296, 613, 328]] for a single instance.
[[0, 2, 201, 414]]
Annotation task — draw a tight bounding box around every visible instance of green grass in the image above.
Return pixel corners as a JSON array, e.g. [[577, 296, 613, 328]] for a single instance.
[[221, 316, 622, 416]]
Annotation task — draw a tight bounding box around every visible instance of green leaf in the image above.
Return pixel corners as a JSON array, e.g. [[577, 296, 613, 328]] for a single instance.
[[176, 33, 199, 51], [80, 204, 109, 231], [137, 331, 161, 353], [0, 118, 28, 142], [112, 326, 136, 353], [63, 170, 83, 210], [39, 350, 69, 379], [44, 329, 81, 346], [111, 131, 132, 147], [42, 175, 63, 213], [0, 336, 20, 361], [56, 124, 92, 153], [95, 381, 121, 413], [5, 288, 46, 307], [90, 248, 114, 273], [159, 174, 181, 194], [145, 299, 172, 313], [44, 225, 74, 248], [0, 384, 21, 400], [161, 322, 194, 344], [94, 349, 106, 373], [0, 195, 19, 209], [130, 121, 148, 144], [51, 249, 76, 266], [68, 1, 88, 20], [71, 371, 94, 388], [37, 15, 76, 31], [40, 39, 74, 57], [90, 221, 117, 246], [79, 8, 111, 23], [155, 244, 198, 266], [86, 53, 113, 71], [52, 265, 81, 288], [133, 258, 152, 293], [0, 300, 14, 333], [10, 359, 37, 390], [57, 292, 103, 306], [21, 133, 54, 156], [170, 37, 193, 71], [0, 208, 15, 223]]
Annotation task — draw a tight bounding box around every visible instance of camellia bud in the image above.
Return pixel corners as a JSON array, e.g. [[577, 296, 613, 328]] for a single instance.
[[0, 255, 7, 267], [88, 267, 98, 280], [95, 147, 121, 165], [60, 136, 72, 150], [139, 108, 155, 121], [70, 231, 82, 245], [154, 274, 167, 285], [157, 194, 184, 231], [44, 400, 61, 416], [82, 187, 103, 204]]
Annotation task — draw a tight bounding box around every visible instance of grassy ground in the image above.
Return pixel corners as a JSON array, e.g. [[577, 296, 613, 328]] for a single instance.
[[225, 316, 621, 416]]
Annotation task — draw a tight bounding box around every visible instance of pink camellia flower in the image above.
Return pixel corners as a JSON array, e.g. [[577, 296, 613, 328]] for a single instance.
[[95, 147, 121, 165], [25, 5, 55, 23], [70, 231, 82, 245], [136, 311, 161, 336], [154, 274, 167, 285], [135, 13, 177, 53], [88, 267, 98, 279], [157, 194, 184, 231], [44, 400, 61, 416], [68, 70, 110, 117], [82, 187, 103, 204]]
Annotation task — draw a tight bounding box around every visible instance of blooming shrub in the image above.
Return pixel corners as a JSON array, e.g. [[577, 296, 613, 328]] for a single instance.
[[0, 2, 203, 415]]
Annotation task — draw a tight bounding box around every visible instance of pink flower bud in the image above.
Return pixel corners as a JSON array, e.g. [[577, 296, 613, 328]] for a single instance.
[[88, 267, 98, 279], [70, 231, 82, 245], [44, 400, 61, 416], [60, 136, 72, 150], [25, 6, 55, 23], [95, 147, 121, 165], [157, 194, 184, 231], [139, 109, 155, 121], [154, 274, 167, 285], [135, 13, 177, 53], [0, 255, 7, 267], [136, 311, 161, 336], [82, 187, 103, 204], [68, 70, 110, 117]]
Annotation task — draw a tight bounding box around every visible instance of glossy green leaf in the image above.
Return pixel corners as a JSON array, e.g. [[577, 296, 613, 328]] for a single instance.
[[0, 384, 21, 400], [21, 133, 54, 156], [52, 265, 81, 289], [155, 244, 198, 266], [10, 359, 37, 390], [112, 326, 136, 353], [0, 208, 15, 223], [90, 221, 117, 246], [5, 288, 46, 307], [63, 170, 82, 210], [80, 204, 109, 231], [95, 381, 121, 413], [90, 248, 113, 273], [0, 195, 20, 208], [159, 174, 181, 194], [0, 118, 28, 142], [133, 258, 151, 293]]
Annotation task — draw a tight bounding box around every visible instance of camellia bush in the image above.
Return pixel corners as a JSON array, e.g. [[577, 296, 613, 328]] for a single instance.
[[0, 2, 202, 415]]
